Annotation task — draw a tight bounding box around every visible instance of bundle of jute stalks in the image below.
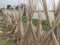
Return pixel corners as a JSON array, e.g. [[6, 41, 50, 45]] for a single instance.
[[0, 0, 60, 45]]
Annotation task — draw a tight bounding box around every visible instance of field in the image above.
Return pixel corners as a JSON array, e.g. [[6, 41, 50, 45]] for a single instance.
[[0, 14, 60, 45], [0, 12, 48, 45], [1, 0, 60, 45]]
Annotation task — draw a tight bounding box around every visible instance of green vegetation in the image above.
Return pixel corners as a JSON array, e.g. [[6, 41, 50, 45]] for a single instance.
[[0, 13, 60, 45], [0, 10, 4, 16], [22, 16, 48, 30], [0, 24, 17, 45], [0, 12, 16, 45], [32, 19, 38, 26], [22, 16, 27, 23], [41, 20, 48, 30], [0, 36, 16, 45], [22, 16, 60, 30]]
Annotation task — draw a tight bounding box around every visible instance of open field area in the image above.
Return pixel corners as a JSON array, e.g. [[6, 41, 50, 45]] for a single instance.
[[0, 24, 16, 45], [0, 0, 60, 45], [0, 15, 60, 45]]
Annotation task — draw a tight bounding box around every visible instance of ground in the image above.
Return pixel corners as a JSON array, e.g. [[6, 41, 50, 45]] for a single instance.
[[0, 14, 60, 45], [0, 24, 17, 45], [0, 19, 48, 45]]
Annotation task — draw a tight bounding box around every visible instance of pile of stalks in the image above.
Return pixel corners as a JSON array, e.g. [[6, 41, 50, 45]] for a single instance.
[[0, 0, 60, 45]]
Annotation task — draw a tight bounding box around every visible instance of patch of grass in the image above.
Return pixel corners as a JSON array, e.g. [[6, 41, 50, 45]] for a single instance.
[[22, 16, 48, 30], [0, 24, 16, 45], [56, 23, 60, 30], [0, 24, 10, 32], [0, 13, 3, 16], [0, 35, 16, 45], [41, 20, 48, 30], [32, 19, 38, 26], [32, 20, 48, 30], [0, 11, 4, 16], [22, 16, 27, 23]]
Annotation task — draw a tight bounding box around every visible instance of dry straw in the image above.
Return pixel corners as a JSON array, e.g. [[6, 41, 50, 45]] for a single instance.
[[1, 0, 60, 45]]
